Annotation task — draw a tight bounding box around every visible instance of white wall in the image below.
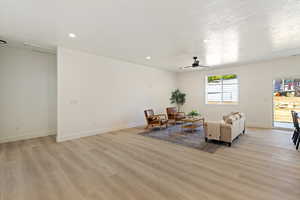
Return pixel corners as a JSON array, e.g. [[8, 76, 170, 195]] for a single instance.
[[0, 47, 57, 143], [5, 46, 297, 144], [57, 47, 176, 142], [177, 56, 300, 128]]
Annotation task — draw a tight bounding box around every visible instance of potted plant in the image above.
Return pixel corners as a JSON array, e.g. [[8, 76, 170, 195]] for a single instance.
[[187, 110, 200, 118], [170, 89, 186, 111]]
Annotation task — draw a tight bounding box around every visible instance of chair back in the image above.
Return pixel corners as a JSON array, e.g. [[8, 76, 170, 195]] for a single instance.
[[166, 107, 177, 119], [144, 109, 154, 124], [291, 111, 300, 131]]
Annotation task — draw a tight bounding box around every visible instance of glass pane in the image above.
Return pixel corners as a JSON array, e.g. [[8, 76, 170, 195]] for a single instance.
[[223, 84, 238, 102], [206, 74, 238, 104], [207, 84, 222, 93], [222, 74, 237, 80], [207, 75, 222, 84], [223, 74, 238, 84], [223, 78, 238, 84], [273, 79, 300, 124], [223, 93, 238, 102], [207, 93, 222, 103]]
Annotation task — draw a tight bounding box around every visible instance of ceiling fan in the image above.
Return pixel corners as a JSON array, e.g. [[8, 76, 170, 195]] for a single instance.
[[0, 39, 7, 48], [183, 57, 209, 69]]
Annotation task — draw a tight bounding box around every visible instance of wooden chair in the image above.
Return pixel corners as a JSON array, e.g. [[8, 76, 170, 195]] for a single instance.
[[166, 107, 186, 124], [291, 111, 300, 150], [144, 109, 168, 129]]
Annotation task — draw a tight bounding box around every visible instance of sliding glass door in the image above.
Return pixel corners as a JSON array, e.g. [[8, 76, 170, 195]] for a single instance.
[[273, 79, 300, 129]]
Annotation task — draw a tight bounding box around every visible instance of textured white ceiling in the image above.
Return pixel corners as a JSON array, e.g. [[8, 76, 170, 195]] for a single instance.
[[1, 0, 300, 71]]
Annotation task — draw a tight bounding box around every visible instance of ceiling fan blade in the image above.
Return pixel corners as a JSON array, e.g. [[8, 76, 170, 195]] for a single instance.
[[182, 65, 209, 69], [198, 65, 209, 68]]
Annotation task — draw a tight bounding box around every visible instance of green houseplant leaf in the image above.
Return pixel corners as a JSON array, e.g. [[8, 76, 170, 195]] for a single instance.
[[170, 89, 186, 111], [187, 110, 200, 117]]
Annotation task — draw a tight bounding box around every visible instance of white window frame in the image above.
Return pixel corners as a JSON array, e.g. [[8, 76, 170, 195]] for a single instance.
[[205, 74, 239, 105]]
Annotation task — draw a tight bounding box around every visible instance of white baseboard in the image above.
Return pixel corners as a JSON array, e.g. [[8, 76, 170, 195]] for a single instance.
[[245, 122, 273, 129], [0, 129, 56, 144], [56, 122, 145, 142], [56, 128, 106, 142]]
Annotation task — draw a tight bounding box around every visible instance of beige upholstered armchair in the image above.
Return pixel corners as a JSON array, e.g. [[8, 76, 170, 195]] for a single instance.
[[204, 112, 245, 146]]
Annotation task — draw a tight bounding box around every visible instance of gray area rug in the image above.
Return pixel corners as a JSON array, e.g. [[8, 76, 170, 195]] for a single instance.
[[139, 125, 221, 153]]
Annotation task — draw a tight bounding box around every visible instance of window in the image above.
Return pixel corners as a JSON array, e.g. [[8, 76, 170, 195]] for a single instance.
[[206, 74, 239, 104]]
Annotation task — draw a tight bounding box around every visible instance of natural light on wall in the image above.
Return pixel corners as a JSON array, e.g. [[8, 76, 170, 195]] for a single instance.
[[206, 74, 239, 104], [205, 28, 239, 66], [270, 6, 300, 50]]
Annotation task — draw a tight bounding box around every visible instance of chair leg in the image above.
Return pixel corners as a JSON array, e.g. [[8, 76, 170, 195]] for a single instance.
[[292, 130, 296, 142], [296, 136, 300, 150], [292, 134, 295, 141], [293, 131, 299, 145]]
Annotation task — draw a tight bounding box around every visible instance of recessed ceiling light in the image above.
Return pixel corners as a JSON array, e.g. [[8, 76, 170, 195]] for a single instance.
[[203, 39, 208, 43], [146, 56, 151, 60], [68, 33, 77, 38]]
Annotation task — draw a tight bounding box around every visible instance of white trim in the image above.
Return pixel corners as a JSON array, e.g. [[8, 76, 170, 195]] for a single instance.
[[246, 122, 273, 129], [0, 129, 56, 144], [56, 128, 107, 142], [56, 122, 145, 142], [273, 127, 293, 131], [272, 79, 275, 128]]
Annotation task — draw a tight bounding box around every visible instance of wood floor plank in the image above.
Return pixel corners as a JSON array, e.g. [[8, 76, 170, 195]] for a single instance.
[[94, 133, 298, 200], [0, 128, 299, 200]]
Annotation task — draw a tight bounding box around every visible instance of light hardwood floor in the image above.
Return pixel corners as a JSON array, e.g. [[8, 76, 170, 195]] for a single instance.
[[0, 127, 299, 200]]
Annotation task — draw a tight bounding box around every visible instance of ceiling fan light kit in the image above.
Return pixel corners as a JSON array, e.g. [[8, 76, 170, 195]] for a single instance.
[[0, 39, 8, 47], [182, 56, 209, 69]]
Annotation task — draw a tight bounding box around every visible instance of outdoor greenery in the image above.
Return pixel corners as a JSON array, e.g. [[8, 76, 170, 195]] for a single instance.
[[208, 74, 237, 82], [170, 89, 186, 111], [187, 110, 200, 117]]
